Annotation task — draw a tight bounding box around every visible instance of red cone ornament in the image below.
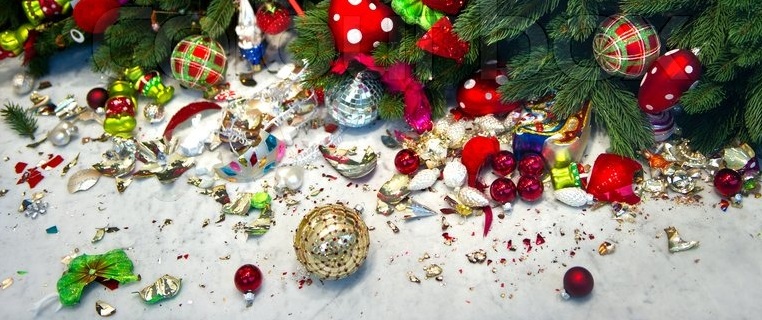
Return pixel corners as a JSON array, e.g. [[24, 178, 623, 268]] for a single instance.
[[416, 17, 469, 63], [638, 49, 702, 114], [563, 266, 594, 298], [328, 0, 396, 54], [586, 153, 642, 205]]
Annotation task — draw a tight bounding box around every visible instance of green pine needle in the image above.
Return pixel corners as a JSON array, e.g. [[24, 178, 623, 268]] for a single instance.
[[1, 103, 38, 139]]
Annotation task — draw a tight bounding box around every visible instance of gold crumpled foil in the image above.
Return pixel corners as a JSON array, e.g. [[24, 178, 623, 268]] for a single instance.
[[137, 274, 182, 304], [664, 226, 699, 253]]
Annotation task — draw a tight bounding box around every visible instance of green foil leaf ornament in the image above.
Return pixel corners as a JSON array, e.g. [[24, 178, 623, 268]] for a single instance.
[[391, 0, 444, 30], [57, 249, 140, 306]]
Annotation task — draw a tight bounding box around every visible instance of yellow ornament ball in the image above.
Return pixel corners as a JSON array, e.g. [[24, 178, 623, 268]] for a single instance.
[[294, 204, 370, 280]]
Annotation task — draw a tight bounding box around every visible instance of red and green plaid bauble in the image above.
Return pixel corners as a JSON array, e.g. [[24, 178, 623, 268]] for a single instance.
[[593, 15, 661, 78], [170, 35, 227, 91]]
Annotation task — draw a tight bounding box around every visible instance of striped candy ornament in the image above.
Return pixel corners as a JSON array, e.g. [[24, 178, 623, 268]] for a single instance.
[[170, 35, 227, 91], [593, 15, 661, 78], [646, 111, 675, 142]]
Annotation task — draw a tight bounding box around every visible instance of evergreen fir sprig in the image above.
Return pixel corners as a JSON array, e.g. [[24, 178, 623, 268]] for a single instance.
[[200, 0, 235, 38], [289, 0, 337, 81], [378, 93, 405, 120], [1, 103, 38, 139], [454, 0, 561, 43]]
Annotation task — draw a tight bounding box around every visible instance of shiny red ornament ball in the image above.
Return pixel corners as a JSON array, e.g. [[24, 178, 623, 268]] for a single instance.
[[490, 177, 517, 204], [517, 175, 543, 202], [491, 150, 516, 176], [394, 149, 420, 175], [73, 0, 121, 34], [563, 266, 594, 298], [518, 153, 545, 178], [86, 87, 109, 110], [234, 264, 263, 293], [713, 168, 743, 197]]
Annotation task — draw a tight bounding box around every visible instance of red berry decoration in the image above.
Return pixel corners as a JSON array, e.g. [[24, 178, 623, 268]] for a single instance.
[[517, 175, 543, 202], [456, 64, 523, 117], [73, 0, 121, 34], [563, 266, 594, 299], [713, 168, 743, 197], [86, 87, 109, 110], [491, 150, 516, 176], [638, 49, 702, 114], [235, 264, 263, 306], [490, 177, 517, 204], [394, 149, 420, 175], [256, 2, 291, 35], [518, 153, 545, 178], [328, 0, 396, 54]]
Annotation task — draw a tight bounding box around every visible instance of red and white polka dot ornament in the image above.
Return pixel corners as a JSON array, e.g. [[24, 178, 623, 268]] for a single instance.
[[638, 49, 702, 114], [455, 64, 522, 117], [328, 0, 396, 54]]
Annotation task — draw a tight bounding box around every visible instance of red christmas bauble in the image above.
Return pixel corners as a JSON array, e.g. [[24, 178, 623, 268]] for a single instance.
[[73, 0, 121, 34], [328, 0, 396, 54], [517, 175, 543, 202], [394, 149, 420, 175], [421, 0, 465, 15], [563, 266, 594, 298], [491, 150, 516, 176], [713, 168, 742, 197], [490, 177, 517, 204], [518, 153, 545, 178], [86, 87, 109, 110], [256, 2, 292, 35], [638, 49, 702, 114], [234, 264, 263, 293], [456, 65, 522, 117], [586, 153, 643, 205], [105, 96, 136, 117]]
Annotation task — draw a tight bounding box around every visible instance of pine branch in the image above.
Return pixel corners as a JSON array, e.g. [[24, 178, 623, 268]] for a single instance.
[[620, 0, 699, 15], [288, 0, 336, 82], [590, 80, 653, 157], [378, 93, 405, 120], [1, 103, 38, 139], [547, 0, 598, 41], [679, 82, 725, 114], [745, 75, 762, 142], [679, 105, 741, 153], [0, 0, 23, 29], [455, 0, 561, 43], [200, 0, 235, 38]]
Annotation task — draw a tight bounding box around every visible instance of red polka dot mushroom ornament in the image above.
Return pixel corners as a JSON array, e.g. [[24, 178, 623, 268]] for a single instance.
[[638, 49, 702, 114], [455, 64, 523, 118], [328, 0, 397, 55]]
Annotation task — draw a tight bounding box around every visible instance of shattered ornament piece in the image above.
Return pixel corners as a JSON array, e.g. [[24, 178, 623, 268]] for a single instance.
[[664, 226, 699, 253], [442, 160, 467, 189], [250, 192, 272, 210], [378, 174, 411, 204], [320, 145, 378, 179], [222, 192, 255, 216], [244, 206, 273, 236], [666, 169, 696, 194], [68, 169, 101, 193], [466, 249, 487, 263], [401, 201, 438, 220], [20, 193, 48, 219], [95, 300, 116, 317], [2, 277, 13, 290], [423, 264, 443, 279], [409, 168, 440, 191], [138, 274, 182, 304], [294, 204, 370, 280], [598, 242, 615, 255], [273, 165, 305, 193], [143, 102, 166, 123], [57, 249, 140, 306]]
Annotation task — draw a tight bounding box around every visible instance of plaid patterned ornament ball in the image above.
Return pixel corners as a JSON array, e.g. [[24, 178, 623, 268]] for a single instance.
[[170, 35, 227, 91], [593, 15, 661, 78]]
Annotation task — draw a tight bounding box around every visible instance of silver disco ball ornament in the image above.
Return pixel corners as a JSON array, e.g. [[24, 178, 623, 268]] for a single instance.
[[326, 71, 383, 127]]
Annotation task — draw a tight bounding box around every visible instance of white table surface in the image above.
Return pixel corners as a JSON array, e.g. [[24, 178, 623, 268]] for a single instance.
[[2, 45, 762, 320]]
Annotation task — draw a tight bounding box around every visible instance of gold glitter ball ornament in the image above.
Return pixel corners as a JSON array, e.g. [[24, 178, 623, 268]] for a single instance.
[[294, 204, 370, 280]]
